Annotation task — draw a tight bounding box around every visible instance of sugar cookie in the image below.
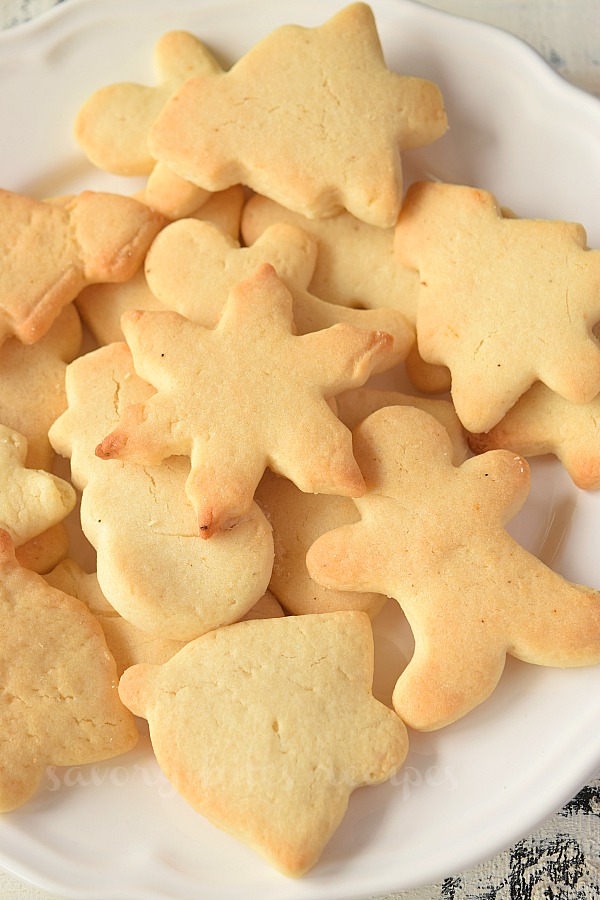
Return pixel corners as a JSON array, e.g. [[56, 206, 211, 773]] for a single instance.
[[96, 264, 393, 537], [0, 530, 137, 812], [241, 193, 419, 320], [50, 342, 274, 640], [74, 30, 222, 177], [307, 406, 600, 730], [0, 189, 164, 345], [15, 524, 70, 575], [76, 187, 246, 346], [143, 218, 413, 370], [0, 303, 82, 469], [255, 470, 386, 618], [149, 4, 447, 227], [469, 382, 600, 490], [335, 386, 468, 465], [0, 425, 75, 547], [119, 611, 408, 876], [395, 181, 600, 432]]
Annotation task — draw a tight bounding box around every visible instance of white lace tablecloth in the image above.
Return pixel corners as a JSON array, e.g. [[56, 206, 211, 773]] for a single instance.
[[0, 1, 598, 898]]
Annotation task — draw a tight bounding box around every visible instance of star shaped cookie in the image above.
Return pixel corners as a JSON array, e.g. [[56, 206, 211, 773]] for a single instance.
[[118, 611, 408, 876], [96, 263, 393, 537], [306, 406, 600, 730], [149, 3, 447, 227], [395, 181, 600, 432]]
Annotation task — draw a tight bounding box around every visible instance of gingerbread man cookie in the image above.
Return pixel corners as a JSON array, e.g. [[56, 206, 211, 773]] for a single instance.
[[307, 406, 600, 730], [75, 30, 221, 176], [143, 218, 413, 369]]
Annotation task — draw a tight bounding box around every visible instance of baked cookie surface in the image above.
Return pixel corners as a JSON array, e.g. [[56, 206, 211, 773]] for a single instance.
[[96, 264, 393, 536], [307, 406, 600, 730], [396, 181, 600, 432], [149, 3, 447, 226], [0, 531, 137, 812], [119, 611, 408, 876]]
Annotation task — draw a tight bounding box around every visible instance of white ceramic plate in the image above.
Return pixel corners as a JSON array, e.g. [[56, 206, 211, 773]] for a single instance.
[[1, 1, 600, 898]]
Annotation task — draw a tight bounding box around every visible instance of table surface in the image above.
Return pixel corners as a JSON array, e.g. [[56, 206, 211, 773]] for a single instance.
[[0, 1, 599, 899]]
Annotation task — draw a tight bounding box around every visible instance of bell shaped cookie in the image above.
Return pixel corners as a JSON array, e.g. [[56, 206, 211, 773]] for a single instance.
[[0, 531, 137, 811], [119, 611, 408, 876]]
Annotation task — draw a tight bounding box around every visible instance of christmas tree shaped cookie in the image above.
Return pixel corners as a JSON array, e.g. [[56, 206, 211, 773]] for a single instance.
[[149, 4, 447, 227], [395, 181, 600, 432]]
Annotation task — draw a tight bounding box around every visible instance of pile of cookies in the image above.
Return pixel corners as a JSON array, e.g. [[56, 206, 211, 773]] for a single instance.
[[1, 1, 600, 879]]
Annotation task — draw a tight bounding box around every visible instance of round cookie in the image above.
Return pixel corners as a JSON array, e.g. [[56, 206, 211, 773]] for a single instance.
[[50, 342, 274, 641]]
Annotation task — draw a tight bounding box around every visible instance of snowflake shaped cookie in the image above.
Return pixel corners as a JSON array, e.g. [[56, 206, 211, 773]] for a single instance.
[[96, 263, 393, 537]]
